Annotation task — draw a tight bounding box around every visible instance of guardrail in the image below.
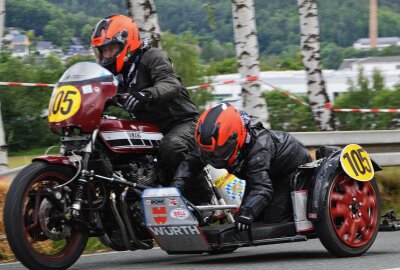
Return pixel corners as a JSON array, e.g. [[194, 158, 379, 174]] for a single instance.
[[0, 130, 398, 181], [292, 130, 400, 167]]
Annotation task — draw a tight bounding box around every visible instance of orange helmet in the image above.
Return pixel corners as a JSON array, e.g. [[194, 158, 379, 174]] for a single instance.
[[91, 15, 142, 74], [196, 103, 247, 168]]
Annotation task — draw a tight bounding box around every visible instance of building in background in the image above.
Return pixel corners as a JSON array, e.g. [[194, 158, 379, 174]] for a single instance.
[[10, 34, 30, 48], [36, 41, 53, 56], [11, 44, 29, 57], [208, 56, 400, 108], [353, 37, 400, 50]]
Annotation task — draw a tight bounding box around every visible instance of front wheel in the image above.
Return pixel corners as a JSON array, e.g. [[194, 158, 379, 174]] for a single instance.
[[4, 162, 89, 270], [317, 172, 381, 257]]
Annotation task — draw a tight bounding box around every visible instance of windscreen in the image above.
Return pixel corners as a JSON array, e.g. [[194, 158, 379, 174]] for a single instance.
[[58, 61, 115, 84]]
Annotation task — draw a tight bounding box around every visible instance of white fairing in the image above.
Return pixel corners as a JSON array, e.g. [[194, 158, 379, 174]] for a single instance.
[[207, 165, 245, 207]]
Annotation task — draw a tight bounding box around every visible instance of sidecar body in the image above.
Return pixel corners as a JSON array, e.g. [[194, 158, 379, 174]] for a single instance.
[[142, 145, 386, 257], [142, 187, 305, 254]]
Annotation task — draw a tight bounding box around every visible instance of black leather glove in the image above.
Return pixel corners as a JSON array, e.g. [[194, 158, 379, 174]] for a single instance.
[[235, 208, 254, 231], [120, 90, 153, 112]]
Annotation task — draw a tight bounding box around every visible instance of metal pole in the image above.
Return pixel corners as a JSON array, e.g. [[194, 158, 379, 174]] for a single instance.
[[0, 0, 4, 50], [0, 102, 8, 171]]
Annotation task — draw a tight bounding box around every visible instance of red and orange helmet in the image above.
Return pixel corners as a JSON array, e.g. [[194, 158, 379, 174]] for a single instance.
[[91, 15, 142, 74], [196, 103, 247, 168]]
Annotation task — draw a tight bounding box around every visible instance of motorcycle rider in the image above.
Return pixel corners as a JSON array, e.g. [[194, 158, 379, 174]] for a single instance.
[[91, 14, 211, 205], [171, 103, 312, 231]]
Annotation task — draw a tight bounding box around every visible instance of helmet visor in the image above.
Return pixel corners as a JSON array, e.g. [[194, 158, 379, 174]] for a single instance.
[[200, 134, 237, 168], [93, 42, 123, 67]]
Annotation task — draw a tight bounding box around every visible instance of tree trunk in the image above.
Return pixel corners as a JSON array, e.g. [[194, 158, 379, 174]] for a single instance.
[[126, 0, 162, 49], [297, 0, 336, 131], [231, 0, 269, 127], [0, 103, 8, 171], [0, 0, 4, 50]]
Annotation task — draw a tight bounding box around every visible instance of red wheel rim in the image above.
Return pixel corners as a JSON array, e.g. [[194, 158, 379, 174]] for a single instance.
[[328, 173, 379, 248], [21, 172, 83, 261]]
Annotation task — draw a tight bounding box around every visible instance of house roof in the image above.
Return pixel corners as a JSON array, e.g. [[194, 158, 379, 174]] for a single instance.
[[338, 56, 400, 70], [338, 59, 358, 70], [359, 56, 400, 63], [354, 37, 400, 45], [13, 44, 28, 53], [12, 34, 27, 43], [37, 41, 52, 50]]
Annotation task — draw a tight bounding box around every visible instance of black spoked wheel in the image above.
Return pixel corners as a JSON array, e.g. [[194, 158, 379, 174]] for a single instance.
[[317, 172, 381, 257], [4, 162, 89, 270]]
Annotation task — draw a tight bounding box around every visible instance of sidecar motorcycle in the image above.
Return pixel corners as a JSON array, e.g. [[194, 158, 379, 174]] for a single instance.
[[3, 62, 391, 270]]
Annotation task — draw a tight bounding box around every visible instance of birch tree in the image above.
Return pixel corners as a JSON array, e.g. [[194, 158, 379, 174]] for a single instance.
[[298, 0, 336, 130], [126, 0, 162, 49], [0, 103, 7, 171], [231, 0, 269, 127]]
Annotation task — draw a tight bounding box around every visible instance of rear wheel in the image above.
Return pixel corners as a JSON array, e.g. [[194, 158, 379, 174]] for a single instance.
[[317, 172, 381, 257], [4, 162, 89, 270]]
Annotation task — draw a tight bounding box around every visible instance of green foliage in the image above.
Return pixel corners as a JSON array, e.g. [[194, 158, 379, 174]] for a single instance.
[[0, 53, 61, 151], [264, 91, 316, 132], [206, 58, 237, 75], [334, 69, 400, 130], [0, 30, 210, 153], [5, 0, 400, 67], [161, 31, 213, 107]]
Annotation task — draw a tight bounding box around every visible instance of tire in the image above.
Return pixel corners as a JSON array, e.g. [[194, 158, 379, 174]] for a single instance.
[[316, 171, 381, 257], [4, 161, 89, 270]]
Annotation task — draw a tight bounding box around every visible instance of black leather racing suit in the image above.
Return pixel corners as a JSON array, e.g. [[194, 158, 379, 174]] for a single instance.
[[172, 122, 312, 222], [119, 46, 211, 204]]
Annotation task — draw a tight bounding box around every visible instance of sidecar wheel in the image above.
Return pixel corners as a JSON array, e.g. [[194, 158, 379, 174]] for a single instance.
[[4, 161, 89, 270], [317, 172, 381, 257]]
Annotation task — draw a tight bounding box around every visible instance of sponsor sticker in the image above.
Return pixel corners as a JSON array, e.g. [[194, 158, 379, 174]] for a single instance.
[[225, 178, 245, 200], [81, 84, 93, 94], [170, 208, 189, 220], [168, 198, 178, 206], [149, 225, 200, 236], [146, 199, 164, 205], [152, 206, 167, 224]]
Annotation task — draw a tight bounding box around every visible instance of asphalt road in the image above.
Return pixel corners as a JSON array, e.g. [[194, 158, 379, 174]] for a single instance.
[[1, 231, 399, 270]]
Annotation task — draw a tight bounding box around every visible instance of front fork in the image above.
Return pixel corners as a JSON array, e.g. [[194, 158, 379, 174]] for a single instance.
[[71, 129, 99, 218]]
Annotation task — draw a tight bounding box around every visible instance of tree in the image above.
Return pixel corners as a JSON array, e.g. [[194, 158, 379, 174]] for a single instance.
[[334, 69, 400, 130], [126, 0, 162, 48], [0, 102, 7, 170], [161, 31, 212, 109], [231, 0, 269, 127], [297, 0, 335, 131], [264, 91, 315, 131]]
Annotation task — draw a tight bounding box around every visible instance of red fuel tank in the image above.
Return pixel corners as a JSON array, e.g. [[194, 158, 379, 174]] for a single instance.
[[99, 118, 163, 154]]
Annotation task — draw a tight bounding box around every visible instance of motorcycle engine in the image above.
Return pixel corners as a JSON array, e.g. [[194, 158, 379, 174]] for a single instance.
[[125, 155, 159, 187]]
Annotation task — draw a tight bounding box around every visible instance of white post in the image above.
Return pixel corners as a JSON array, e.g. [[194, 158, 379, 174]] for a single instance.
[[126, 0, 162, 49], [231, 0, 269, 127], [0, 102, 8, 171], [0, 0, 5, 50], [297, 0, 335, 131]]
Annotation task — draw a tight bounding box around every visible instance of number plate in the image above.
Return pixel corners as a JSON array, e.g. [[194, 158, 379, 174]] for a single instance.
[[340, 144, 374, 181], [48, 85, 82, 122]]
